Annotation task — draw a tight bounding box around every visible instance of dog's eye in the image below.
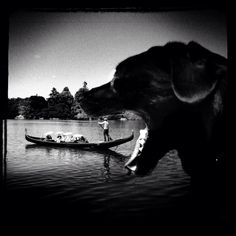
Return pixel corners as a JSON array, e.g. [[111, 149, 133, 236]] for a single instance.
[[194, 59, 206, 69]]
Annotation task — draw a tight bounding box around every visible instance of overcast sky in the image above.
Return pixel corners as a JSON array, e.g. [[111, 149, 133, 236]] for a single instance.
[[9, 9, 227, 99]]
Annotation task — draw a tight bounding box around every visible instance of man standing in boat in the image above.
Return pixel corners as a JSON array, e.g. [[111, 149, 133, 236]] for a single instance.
[[98, 117, 112, 142]]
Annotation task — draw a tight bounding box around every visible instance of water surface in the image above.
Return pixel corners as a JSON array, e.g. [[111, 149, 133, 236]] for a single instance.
[[5, 119, 194, 226]]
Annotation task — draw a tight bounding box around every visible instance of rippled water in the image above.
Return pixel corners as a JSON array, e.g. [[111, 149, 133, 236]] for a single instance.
[[5, 119, 196, 226]]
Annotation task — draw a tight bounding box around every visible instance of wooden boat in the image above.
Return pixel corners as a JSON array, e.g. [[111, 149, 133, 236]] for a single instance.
[[25, 129, 134, 149]]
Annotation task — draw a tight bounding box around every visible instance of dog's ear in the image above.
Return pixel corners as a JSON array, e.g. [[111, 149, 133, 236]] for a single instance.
[[171, 41, 227, 103]]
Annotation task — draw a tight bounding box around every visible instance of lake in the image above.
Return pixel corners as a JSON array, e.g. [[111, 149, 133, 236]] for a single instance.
[[4, 119, 224, 230]]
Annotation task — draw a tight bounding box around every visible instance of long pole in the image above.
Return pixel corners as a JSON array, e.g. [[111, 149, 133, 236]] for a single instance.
[[0, 120, 3, 185], [4, 119, 7, 157], [3, 119, 7, 206], [0, 11, 8, 201], [1, 119, 7, 199]]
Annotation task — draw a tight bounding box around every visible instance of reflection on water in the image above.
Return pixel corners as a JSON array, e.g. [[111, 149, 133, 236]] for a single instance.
[[5, 119, 209, 226], [103, 154, 111, 182]]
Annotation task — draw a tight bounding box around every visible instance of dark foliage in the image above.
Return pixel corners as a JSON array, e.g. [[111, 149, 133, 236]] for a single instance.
[[7, 86, 127, 120]]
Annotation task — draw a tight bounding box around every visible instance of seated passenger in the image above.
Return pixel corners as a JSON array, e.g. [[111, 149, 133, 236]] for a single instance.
[[46, 134, 52, 140], [73, 134, 89, 143], [80, 136, 89, 143], [73, 136, 80, 143], [56, 135, 62, 143], [69, 135, 74, 142]]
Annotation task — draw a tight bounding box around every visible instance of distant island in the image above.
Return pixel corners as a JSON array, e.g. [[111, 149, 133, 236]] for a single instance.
[[8, 84, 141, 121]]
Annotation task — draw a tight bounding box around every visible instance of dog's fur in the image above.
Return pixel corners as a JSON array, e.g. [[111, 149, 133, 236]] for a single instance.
[[78, 41, 230, 181]]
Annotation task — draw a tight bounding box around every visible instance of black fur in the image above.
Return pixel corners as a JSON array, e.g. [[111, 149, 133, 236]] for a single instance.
[[79, 41, 230, 181]]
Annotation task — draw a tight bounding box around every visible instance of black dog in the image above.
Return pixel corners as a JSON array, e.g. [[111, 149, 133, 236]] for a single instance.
[[78, 41, 230, 181]]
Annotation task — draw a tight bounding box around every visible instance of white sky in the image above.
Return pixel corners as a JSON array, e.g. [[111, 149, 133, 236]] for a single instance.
[[9, 10, 227, 98]]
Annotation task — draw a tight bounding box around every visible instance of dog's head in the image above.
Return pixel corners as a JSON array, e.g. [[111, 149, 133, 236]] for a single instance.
[[78, 41, 227, 176]]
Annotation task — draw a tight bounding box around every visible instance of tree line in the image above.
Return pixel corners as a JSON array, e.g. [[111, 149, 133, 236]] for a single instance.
[[8, 86, 89, 120], [7, 85, 141, 120]]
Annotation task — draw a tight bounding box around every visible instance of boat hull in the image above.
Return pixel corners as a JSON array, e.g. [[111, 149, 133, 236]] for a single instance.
[[25, 131, 134, 149]]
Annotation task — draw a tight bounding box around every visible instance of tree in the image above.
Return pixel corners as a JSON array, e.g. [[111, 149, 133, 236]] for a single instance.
[[47, 87, 74, 119], [74, 81, 90, 119], [74, 81, 89, 102], [49, 87, 59, 98], [27, 96, 48, 119], [29, 95, 47, 111], [48, 87, 60, 106], [59, 87, 74, 106], [7, 98, 19, 119], [18, 98, 31, 118]]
